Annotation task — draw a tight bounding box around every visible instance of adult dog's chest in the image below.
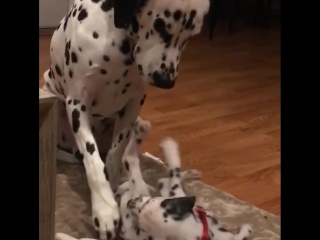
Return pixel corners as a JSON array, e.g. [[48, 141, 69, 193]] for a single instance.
[[89, 65, 144, 117], [56, 2, 143, 115]]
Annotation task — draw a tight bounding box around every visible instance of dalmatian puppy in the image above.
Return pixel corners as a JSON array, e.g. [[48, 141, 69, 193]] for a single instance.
[[57, 118, 253, 240], [43, 0, 210, 238], [125, 136, 254, 240]]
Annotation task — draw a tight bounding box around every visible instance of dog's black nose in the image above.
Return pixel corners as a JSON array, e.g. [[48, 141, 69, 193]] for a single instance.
[[152, 72, 176, 89]]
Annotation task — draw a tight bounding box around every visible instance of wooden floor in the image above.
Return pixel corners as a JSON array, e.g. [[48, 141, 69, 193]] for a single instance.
[[39, 23, 280, 215]]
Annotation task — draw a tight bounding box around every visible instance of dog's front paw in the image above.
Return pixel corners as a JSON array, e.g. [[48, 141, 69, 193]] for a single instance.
[[91, 194, 120, 240]]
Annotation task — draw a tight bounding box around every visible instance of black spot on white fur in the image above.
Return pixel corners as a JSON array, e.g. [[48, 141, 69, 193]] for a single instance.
[[185, 10, 196, 30], [101, 0, 112, 12], [94, 217, 100, 227], [123, 69, 129, 77], [119, 38, 131, 55], [153, 18, 173, 47], [124, 161, 129, 171], [118, 133, 123, 143], [86, 142, 95, 155], [74, 150, 84, 163], [103, 55, 110, 61], [72, 109, 80, 133], [218, 227, 228, 232], [65, 41, 71, 65], [72, 8, 77, 17], [73, 99, 80, 105], [118, 105, 126, 118], [171, 184, 179, 191], [93, 31, 99, 38], [169, 169, 174, 178], [173, 10, 182, 21], [78, 8, 88, 21], [55, 65, 62, 77], [71, 52, 78, 63]]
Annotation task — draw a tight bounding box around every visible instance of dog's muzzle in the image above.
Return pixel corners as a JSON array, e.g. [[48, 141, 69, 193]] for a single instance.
[[152, 72, 176, 89]]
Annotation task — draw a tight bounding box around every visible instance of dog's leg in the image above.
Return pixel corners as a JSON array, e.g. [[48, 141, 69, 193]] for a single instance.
[[157, 169, 202, 198], [123, 118, 151, 198], [159, 138, 186, 198], [105, 90, 146, 191], [65, 94, 119, 240], [117, 119, 151, 240]]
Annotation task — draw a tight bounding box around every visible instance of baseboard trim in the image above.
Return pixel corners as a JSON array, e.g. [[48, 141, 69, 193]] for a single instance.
[[39, 28, 55, 35]]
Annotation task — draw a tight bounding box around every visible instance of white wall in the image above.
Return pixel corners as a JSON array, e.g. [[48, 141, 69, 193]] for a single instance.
[[39, 0, 70, 28]]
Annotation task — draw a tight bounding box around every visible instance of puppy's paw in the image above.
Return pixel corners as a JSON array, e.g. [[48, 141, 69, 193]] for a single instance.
[[134, 119, 151, 142]]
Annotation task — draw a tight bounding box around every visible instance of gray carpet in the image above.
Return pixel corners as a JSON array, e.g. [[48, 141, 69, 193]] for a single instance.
[[55, 154, 280, 240]]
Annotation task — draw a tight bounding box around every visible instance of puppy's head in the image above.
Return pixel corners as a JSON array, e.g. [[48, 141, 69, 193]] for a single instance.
[[114, 0, 210, 89], [127, 195, 196, 238]]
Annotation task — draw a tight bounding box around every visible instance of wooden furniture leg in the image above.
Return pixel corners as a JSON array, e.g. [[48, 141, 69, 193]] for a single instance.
[[39, 88, 58, 240]]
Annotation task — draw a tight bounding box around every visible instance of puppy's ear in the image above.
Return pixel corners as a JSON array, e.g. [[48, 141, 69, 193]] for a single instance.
[[160, 196, 196, 217], [113, 0, 139, 29]]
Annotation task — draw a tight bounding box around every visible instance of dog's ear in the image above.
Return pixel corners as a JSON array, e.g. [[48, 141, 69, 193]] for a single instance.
[[113, 0, 140, 29], [160, 196, 196, 218]]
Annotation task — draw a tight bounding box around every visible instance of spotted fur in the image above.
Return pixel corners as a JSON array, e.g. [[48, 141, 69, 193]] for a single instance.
[[44, 0, 210, 239]]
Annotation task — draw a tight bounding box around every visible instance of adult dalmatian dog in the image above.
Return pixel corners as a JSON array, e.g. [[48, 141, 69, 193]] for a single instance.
[[56, 118, 253, 240], [42, 0, 210, 239]]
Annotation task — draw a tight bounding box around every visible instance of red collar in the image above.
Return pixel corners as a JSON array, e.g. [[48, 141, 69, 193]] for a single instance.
[[194, 206, 209, 240]]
